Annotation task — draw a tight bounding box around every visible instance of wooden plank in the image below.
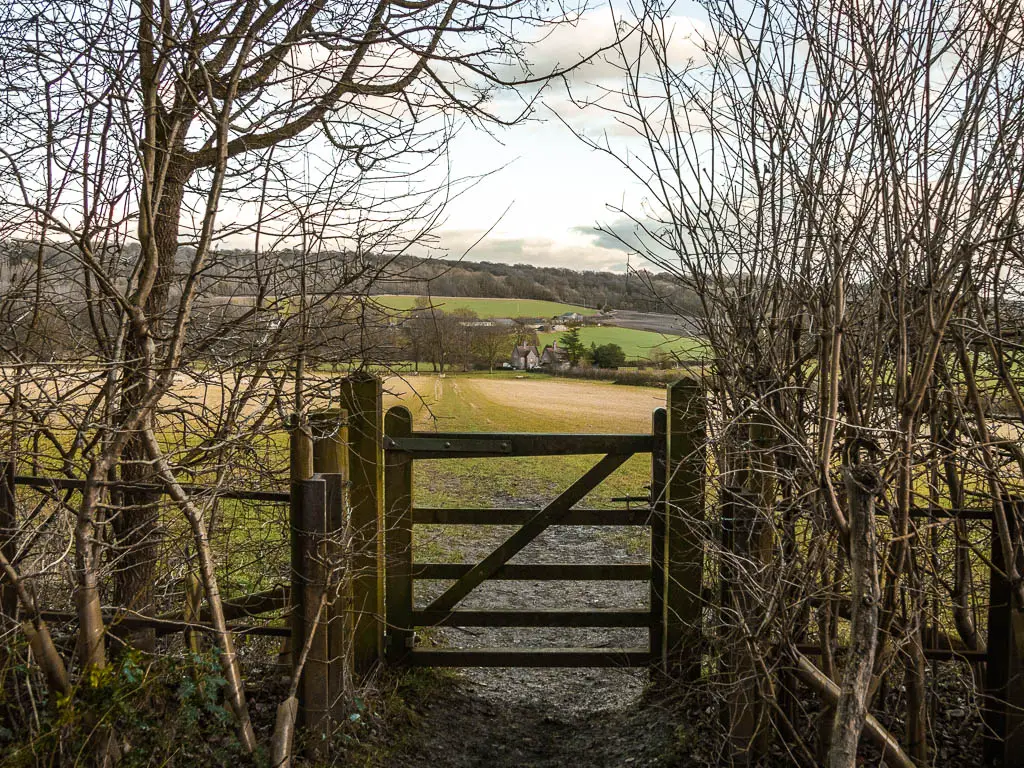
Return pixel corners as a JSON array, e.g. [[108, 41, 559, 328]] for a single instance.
[[408, 647, 651, 668], [341, 373, 385, 677], [36, 609, 289, 637], [384, 406, 414, 665], [650, 407, 668, 670], [413, 507, 650, 526], [387, 432, 653, 458], [410, 609, 653, 628], [984, 497, 1024, 767], [795, 643, 987, 662], [665, 377, 706, 682], [13, 474, 290, 503], [412, 563, 651, 581], [159, 585, 290, 622], [423, 452, 633, 614]]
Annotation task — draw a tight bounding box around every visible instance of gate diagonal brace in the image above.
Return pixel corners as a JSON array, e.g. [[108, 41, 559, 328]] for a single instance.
[[422, 452, 634, 615]]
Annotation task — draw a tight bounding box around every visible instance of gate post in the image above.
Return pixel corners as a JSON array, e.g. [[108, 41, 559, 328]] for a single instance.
[[984, 496, 1024, 767], [664, 377, 706, 681], [384, 406, 414, 664], [341, 373, 384, 676], [650, 408, 668, 672]]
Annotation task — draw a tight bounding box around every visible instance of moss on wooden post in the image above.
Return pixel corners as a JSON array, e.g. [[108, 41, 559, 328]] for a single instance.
[[665, 377, 706, 681]]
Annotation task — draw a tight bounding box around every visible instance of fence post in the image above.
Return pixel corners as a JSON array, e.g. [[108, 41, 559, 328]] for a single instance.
[[984, 497, 1024, 767], [309, 409, 351, 717], [665, 377, 706, 681], [294, 476, 330, 755], [721, 486, 770, 763], [341, 373, 384, 677], [650, 407, 668, 673], [1, 461, 16, 621], [283, 418, 315, 669], [385, 406, 414, 664], [183, 571, 202, 654], [311, 410, 348, 477], [322, 472, 351, 722]]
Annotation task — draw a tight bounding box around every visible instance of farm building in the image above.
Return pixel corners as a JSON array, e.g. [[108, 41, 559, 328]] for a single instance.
[[510, 344, 540, 370], [540, 342, 571, 370]]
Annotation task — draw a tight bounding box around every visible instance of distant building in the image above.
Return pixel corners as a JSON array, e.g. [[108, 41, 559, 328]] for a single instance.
[[517, 317, 546, 330], [556, 311, 584, 323], [540, 341, 571, 370], [511, 344, 540, 370]]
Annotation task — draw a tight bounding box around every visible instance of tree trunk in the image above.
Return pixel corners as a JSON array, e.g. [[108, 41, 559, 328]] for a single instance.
[[114, 170, 186, 648], [828, 462, 881, 768]]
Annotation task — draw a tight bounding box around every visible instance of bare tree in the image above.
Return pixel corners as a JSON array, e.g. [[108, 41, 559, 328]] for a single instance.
[[0, 0, 598, 757], [578, 0, 1024, 762]]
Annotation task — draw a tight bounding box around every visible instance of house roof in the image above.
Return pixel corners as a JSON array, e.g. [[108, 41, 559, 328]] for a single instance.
[[542, 344, 569, 360]]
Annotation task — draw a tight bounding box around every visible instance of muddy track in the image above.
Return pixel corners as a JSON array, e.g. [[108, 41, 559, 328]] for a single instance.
[[383, 521, 679, 767]]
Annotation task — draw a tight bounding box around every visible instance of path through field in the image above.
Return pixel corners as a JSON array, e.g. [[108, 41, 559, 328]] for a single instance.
[[381, 527, 680, 767], [378, 375, 680, 767]]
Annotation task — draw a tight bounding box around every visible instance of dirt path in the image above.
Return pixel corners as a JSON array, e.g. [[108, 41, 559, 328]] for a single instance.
[[383, 522, 679, 767]]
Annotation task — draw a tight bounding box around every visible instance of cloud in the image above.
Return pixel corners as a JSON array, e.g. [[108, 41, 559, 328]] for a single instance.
[[423, 228, 635, 272], [516, 10, 709, 85], [571, 217, 683, 268]]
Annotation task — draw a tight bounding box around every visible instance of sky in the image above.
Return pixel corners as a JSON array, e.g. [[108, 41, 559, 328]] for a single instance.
[[423, 4, 707, 274]]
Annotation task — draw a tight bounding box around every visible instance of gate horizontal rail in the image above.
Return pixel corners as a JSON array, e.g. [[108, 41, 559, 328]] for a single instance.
[[385, 432, 653, 458], [413, 506, 651, 525], [412, 563, 651, 581], [410, 609, 655, 628], [407, 648, 651, 668]]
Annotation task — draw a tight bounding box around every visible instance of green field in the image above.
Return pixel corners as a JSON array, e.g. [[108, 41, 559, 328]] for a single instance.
[[371, 294, 598, 318], [538, 326, 704, 360]]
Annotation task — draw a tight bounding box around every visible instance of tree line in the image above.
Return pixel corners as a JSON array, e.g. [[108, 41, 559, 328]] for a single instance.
[[0, 242, 703, 316]]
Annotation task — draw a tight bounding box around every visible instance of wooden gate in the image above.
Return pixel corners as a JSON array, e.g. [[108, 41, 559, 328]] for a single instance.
[[382, 407, 671, 668]]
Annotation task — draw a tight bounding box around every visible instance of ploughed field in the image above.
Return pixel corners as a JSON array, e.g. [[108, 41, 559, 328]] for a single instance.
[[385, 373, 664, 507]]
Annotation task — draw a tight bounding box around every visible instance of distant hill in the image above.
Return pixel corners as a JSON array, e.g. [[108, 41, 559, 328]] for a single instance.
[[372, 257, 701, 316], [2, 242, 700, 316]]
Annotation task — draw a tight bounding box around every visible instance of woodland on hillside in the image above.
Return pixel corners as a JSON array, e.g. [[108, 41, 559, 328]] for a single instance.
[[0, 242, 703, 314]]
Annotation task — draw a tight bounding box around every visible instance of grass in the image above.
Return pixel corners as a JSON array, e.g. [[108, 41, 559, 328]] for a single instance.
[[537, 325, 705, 360], [371, 294, 598, 318]]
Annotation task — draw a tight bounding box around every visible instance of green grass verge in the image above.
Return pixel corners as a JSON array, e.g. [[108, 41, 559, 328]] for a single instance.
[[537, 326, 705, 360]]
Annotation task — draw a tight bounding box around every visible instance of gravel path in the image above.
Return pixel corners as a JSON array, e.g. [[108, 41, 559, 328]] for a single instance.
[[383, 521, 679, 767]]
